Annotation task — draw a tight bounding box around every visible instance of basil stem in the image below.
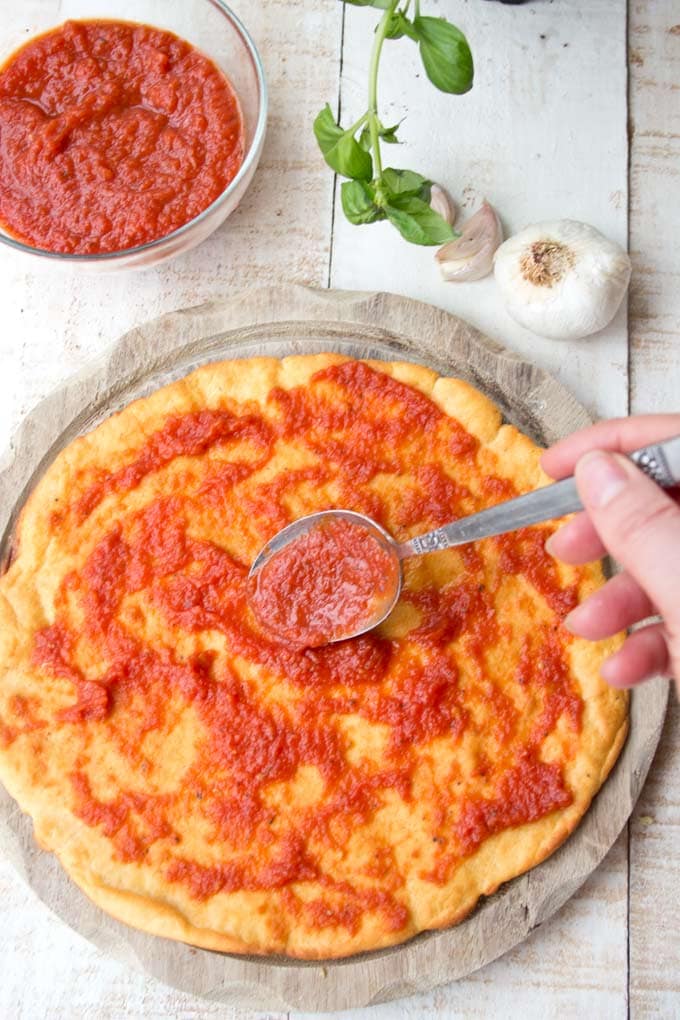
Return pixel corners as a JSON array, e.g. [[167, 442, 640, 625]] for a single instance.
[[368, 1, 399, 180]]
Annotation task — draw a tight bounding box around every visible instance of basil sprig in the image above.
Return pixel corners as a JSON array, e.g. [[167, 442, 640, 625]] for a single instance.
[[314, 0, 473, 245]]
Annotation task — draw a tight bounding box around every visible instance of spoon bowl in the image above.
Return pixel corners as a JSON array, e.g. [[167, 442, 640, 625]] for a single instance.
[[248, 509, 403, 643]]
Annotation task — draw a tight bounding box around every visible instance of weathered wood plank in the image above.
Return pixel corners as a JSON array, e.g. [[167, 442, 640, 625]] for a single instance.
[[331, 0, 629, 420], [628, 2, 680, 1017], [331, 1, 629, 1014], [629, 1, 680, 413]]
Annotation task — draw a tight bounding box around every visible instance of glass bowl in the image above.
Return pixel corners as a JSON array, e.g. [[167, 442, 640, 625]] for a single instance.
[[0, 0, 267, 271]]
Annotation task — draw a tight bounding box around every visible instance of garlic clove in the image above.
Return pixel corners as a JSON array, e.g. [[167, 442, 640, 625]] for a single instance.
[[493, 220, 632, 341], [430, 184, 456, 226], [435, 200, 502, 282]]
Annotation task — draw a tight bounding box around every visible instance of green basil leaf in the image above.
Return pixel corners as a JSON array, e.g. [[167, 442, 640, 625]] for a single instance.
[[413, 16, 474, 95], [358, 124, 372, 151], [384, 194, 455, 245], [341, 180, 385, 224], [384, 12, 419, 40], [313, 104, 373, 181], [378, 121, 401, 143], [381, 168, 430, 199], [359, 122, 401, 151]]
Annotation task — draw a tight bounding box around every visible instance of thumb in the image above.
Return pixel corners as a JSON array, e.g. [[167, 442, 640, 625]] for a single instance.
[[574, 450, 680, 623]]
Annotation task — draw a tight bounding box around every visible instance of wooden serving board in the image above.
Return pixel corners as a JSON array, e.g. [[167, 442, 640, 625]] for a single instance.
[[0, 286, 668, 1013]]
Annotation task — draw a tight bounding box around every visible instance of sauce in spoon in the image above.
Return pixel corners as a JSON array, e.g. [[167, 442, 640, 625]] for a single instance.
[[249, 516, 399, 647]]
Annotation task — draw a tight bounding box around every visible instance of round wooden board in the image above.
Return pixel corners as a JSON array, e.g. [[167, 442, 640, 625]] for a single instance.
[[0, 286, 668, 1013]]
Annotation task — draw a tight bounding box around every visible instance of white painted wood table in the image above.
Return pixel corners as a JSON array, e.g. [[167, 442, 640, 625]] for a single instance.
[[1, 1, 678, 1017]]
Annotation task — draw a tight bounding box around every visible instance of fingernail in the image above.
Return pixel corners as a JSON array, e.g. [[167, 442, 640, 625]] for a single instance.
[[575, 451, 628, 509], [600, 654, 626, 687], [563, 607, 580, 634], [544, 534, 557, 557]]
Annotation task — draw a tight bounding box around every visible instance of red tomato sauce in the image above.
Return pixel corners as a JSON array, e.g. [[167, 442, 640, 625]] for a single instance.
[[0, 20, 244, 254], [249, 518, 399, 647], [29, 361, 583, 931]]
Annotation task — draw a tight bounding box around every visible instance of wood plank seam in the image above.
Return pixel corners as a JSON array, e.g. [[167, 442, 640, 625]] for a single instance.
[[626, 2, 632, 1016], [628, 2, 680, 1016], [327, 2, 347, 291]]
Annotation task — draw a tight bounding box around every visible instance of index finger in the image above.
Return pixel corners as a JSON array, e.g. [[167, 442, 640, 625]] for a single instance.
[[541, 414, 680, 479]]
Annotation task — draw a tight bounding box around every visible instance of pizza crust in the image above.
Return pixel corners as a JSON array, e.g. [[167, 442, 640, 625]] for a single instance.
[[0, 354, 628, 958]]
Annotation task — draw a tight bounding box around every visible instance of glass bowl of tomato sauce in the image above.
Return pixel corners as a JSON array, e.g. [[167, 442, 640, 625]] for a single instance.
[[0, 1, 267, 270]]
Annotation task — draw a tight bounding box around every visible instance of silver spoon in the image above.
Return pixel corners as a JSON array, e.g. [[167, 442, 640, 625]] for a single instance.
[[249, 434, 680, 644]]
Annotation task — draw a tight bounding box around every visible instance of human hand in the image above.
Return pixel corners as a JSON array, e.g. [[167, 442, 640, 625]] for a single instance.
[[542, 415, 680, 696]]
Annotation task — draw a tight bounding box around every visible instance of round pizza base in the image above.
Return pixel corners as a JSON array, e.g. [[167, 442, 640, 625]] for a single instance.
[[0, 286, 668, 1012]]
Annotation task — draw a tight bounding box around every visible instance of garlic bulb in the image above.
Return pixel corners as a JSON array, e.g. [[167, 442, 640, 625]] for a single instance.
[[493, 220, 632, 341], [435, 201, 502, 282], [430, 184, 456, 226]]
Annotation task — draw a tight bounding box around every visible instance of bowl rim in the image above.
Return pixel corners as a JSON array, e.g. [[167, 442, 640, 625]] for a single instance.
[[0, 0, 268, 263]]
